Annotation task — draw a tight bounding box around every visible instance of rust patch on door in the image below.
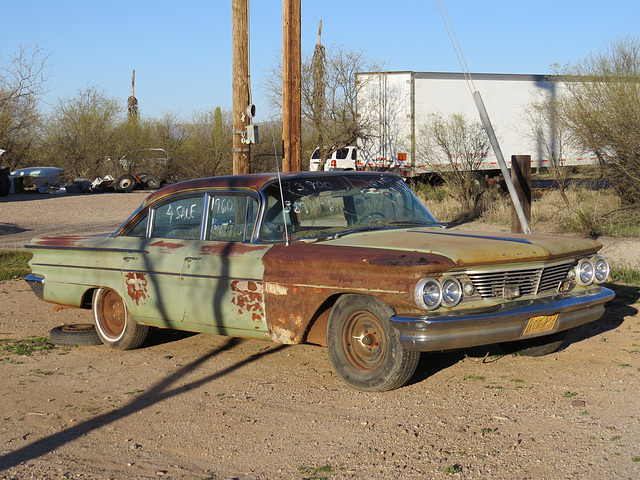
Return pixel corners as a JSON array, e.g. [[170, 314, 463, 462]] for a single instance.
[[124, 272, 148, 305], [198, 243, 270, 257], [147, 240, 186, 253], [230, 280, 264, 322]]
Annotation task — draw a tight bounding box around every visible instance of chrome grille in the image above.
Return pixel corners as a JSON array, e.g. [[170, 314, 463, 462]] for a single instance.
[[467, 261, 574, 299]]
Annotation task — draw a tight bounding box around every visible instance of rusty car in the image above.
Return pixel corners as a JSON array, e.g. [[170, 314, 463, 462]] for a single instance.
[[25, 171, 614, 391]]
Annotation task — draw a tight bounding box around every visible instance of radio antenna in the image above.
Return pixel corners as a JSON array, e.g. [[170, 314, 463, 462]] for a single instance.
[[272, 132, 290, 246]]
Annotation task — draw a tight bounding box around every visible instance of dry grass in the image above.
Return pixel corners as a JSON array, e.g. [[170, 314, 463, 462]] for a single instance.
[[415, 184, 631, 237]]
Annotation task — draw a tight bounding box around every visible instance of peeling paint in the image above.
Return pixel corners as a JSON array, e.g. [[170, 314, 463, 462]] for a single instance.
[[147, 240, 186, 253], [230, 280, 264, 322], [265, 282, 288, 295], [124, 272, 148, 305], [269, 324, 301, 344], [199, 243, 270, 257]]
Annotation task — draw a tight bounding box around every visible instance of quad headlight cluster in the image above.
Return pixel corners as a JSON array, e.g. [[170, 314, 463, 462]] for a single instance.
[[414, 276, 463, 310], [574, 255, 610, 286]]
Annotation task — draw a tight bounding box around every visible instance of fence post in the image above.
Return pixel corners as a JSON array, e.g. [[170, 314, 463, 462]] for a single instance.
[[511, 155, 532, 234]]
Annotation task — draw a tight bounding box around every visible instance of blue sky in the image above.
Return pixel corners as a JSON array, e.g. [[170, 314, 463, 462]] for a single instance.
[[3, 1, 640, 121]]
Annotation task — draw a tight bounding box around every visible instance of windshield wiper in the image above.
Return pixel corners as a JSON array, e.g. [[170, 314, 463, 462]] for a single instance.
[[389, 220, 448, 228], [332, 224, 390, 239]]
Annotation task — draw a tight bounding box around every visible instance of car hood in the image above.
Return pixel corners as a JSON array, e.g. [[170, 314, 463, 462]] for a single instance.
[[314, 227, 601, 268]]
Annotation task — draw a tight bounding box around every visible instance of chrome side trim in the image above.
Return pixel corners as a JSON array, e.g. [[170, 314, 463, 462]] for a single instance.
[[391, 286, 615, 352], [25, 274, 45, 300]]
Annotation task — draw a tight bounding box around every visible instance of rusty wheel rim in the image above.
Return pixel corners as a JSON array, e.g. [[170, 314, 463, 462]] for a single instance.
[[97, 289, 126, 340], [342, 310, 386, 371]]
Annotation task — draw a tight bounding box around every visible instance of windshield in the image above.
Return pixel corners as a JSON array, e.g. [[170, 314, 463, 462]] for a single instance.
[[259, 174, 439, 242]]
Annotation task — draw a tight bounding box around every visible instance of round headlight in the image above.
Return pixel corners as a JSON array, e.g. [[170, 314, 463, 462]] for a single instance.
[[593, 256, 610, 284], [441, 276, 463, 307], [575, 258, 595, 286], [415, 278, 442, 310]]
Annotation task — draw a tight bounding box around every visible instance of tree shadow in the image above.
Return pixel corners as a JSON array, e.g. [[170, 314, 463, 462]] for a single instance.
[[0, 223, 29, 236], [0, 338, 287, 473]]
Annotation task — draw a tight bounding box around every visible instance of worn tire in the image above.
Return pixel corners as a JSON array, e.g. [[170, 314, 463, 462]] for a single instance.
[[115, 174, 136, 192], [500, 330, 568, 357], [49, 324, 102, 346], [93, 288, 148, 350], [327, 294, 420, 392], [140, 174, 161, 190]]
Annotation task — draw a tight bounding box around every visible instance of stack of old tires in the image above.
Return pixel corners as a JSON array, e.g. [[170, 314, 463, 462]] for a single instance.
[[0, 166, 10, 197]]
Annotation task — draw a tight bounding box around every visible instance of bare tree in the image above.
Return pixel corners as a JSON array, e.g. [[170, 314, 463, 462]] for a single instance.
[[524, 89, 574, 205], [0, 43, 49, 168], [44, 86, 122, 180], [416, 113, 491, 218], [553, 36, 640, 205], [262, 44, 385, 168]]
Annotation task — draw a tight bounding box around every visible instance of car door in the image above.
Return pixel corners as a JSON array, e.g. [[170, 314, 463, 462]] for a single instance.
[[121, 194, 205, 325], [181, 193, 271, 338]]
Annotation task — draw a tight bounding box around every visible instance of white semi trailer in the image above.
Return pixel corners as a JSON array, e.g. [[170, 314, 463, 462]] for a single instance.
[[355, 71, 597, 177]]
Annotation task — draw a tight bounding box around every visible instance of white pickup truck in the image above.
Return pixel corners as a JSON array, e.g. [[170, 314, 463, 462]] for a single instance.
[[309, 146, 359, 171]]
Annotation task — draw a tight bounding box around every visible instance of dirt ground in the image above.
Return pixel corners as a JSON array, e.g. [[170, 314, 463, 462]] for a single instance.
[[1, 191, 639, 479]]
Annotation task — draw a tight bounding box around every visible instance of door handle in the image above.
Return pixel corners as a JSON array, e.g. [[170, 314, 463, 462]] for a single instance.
[[123, 256, 138, 261], [185, 256, 202, 262]]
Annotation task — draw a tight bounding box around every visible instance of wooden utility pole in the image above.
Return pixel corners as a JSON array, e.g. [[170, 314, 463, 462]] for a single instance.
[[510, 155, 532, 234], [232, 0, 251, 175], [282, 0, 301, 171]]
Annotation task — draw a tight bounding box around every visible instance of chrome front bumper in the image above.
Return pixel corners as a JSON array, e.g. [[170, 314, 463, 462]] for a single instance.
[[25, 274, 45, 300], [392, 286, 615, 352]]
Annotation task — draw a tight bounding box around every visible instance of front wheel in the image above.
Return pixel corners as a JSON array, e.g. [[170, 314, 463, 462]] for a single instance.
[[93, 288, 148, 350], [327, 294, 420, 391]]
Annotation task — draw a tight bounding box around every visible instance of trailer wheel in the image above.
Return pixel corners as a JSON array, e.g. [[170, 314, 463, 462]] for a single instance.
[[115, 174, 136, 192], [140, 174, 161, 190]]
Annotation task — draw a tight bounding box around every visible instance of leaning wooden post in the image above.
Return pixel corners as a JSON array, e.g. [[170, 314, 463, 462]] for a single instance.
[[510, 155, 532, 234]]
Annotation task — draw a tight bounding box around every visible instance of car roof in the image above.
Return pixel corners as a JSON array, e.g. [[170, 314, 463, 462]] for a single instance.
[[141, 170, 400, 207]]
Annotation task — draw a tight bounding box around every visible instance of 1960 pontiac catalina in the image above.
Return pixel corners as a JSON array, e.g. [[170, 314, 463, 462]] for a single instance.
[[25, 171, 614, 391]]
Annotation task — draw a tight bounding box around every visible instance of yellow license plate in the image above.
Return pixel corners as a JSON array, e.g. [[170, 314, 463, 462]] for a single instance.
[[523, 314, 559, 335]]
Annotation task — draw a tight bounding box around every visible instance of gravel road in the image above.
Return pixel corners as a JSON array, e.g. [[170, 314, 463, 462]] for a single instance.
[[0, 190, 639, 479]]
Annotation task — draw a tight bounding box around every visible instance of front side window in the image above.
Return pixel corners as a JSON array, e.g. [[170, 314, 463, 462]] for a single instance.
[[151, 196, 204, 240], [124, 214, 148, 237], [207, 194, 258, 242]]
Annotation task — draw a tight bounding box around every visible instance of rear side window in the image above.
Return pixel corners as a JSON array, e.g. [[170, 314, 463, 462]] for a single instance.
[[151, 196, 204, 239], [207, 195, 258, 242]]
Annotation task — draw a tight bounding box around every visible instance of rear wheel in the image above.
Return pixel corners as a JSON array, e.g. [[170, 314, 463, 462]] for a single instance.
[[93, 288, 148, 350], [500, 330, 568, 357], [327, 294, 420, 391]]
